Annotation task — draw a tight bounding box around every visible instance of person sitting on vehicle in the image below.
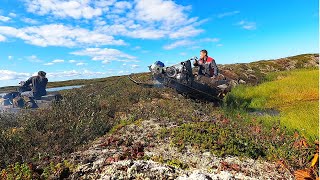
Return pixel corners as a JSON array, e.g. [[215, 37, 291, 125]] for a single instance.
[[193, 49, 218, 78], [21, 71, 48, 100]]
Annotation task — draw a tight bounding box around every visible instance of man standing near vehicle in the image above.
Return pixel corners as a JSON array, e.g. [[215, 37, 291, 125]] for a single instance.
[[21, 71, 48, 100], [193, 49, 218, 78]]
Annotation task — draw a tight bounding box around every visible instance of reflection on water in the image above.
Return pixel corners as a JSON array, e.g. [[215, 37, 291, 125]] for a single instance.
[[0, 85, 83, 99], [46, 85, 83, 92]]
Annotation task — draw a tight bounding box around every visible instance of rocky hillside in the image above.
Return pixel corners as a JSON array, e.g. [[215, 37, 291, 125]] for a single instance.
[[219, 53, 319, 84], [67, 118, 293, 179]]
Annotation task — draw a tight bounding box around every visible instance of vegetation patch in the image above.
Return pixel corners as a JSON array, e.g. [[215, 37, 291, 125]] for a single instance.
[[224, 68, 318, 139], [150, 156, 189, 170], [160, 115, 316, 170], [0, 160, 76, 180]]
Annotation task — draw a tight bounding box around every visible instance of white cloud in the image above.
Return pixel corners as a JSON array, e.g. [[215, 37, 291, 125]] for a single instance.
[[132, 46, 141, 50], [0, 69, 108, 85], [52, 59, 64, 63], [8, 13, 17, 17], [169, 26, 204, 39], [112, 1, 132, 14], [22, 17, 39, 24], [44, 59, 64, 65], [0, 24, 125, 47], [44, 62, 54, 66], [218, 11, 240, 18], [45, 59, 87, 66], [0, 16, 11, 22], [71, 48, 137, 64], [0, 34, 6, 41], [76, 62, 86, 66], [115, 1, 132, 9], [131, 64, 139, 69], [164, 37, 219, 50], [44, 70, 107, 79], [201, 38, 219, 42], [163, 40, 192, 50], [25, 0, 104, 19], [19, 0, 205, 41], [8, 56, 13, 60], [94, 0, 204, 39], [134, 0, 190, 27], [217, 44, 223, 47], [0, 70, 30, 81], [238, 20, 256, 30], [27, 55, 42, 62]]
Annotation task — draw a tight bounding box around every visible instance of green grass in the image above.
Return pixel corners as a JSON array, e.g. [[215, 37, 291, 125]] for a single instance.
[[224, 68, 319, 139]]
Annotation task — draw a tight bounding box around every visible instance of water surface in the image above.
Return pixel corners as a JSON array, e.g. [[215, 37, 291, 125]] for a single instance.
[[46, 85, 84, 92]]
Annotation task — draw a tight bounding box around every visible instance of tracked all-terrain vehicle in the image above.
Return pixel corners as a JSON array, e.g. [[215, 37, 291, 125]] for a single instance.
[[129, 57, 232, 102]]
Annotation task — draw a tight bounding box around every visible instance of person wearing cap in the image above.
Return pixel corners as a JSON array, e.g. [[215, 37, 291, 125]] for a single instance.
[[193, 49, 218, 78], [20, 71, 48, 99]]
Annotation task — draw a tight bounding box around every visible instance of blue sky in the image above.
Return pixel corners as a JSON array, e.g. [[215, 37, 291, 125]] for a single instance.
[[0, 0, 318, 87]]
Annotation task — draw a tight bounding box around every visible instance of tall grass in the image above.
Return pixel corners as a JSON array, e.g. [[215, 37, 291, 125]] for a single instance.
[[224, 68, 319, 140]]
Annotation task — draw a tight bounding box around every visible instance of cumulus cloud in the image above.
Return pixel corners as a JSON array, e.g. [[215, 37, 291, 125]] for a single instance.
[[94, 0, 204, 39], [218, 11, 240, 18], [25, 0, 105, 19], [44, 62, 54, 66], [12, 0, 205, 44], [76, 62, 87, 66], [130, 64, 139, 69], [1, 0, 206, 49], [0, 69, 109, 86], [22, 17, 39, 24], [134, 0, 190, 26], [46, 70, 106, 78], [8, 13, 17, 17], [8, 56, 13, 60], [71, 48, 137, 64], [52, 59, 64, 63], [67, 60, 86, 66], [0, 70, 30, 81], [169, 26, 204, 39], [164, 37, 219, 50], [238, 20, 256, 30], [27, 55, 42, 62], [44, 59, 64, 65], [201, 38, 219, 42], [0, 16, 11, 22], [163, 40, 192, 50], [0, 24, 125, 47]]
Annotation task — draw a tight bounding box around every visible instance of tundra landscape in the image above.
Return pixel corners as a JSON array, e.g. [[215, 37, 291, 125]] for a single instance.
[[0, 54, 318, 179]]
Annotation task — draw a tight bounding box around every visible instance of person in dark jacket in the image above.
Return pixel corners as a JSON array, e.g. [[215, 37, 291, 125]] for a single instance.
[[193, 49, 218, 77], [21, 71, 48, 99]]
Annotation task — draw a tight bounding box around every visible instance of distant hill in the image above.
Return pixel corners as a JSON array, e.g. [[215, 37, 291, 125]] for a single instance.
[[219, 53, 319, 84], [0, 54, 318, 93]]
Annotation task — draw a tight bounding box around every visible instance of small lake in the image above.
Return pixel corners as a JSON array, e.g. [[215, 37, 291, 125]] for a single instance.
[[0, 85, 83, 97], [47, 85, 84, 92]]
